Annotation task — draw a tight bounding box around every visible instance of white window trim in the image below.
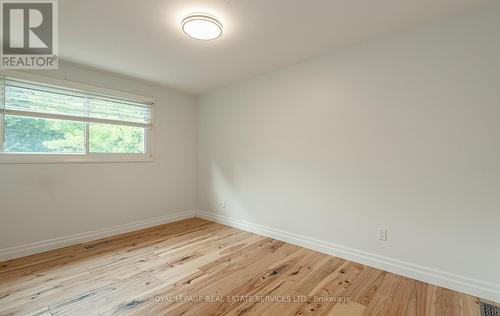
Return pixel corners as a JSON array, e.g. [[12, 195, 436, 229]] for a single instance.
[[0, 71, 155, 164]]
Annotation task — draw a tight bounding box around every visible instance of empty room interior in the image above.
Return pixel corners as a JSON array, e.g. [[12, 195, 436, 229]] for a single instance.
[[0, 0, 499, 315]]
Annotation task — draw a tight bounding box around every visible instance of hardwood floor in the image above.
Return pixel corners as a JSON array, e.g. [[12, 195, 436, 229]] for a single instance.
[[0, 218, 481, 316]]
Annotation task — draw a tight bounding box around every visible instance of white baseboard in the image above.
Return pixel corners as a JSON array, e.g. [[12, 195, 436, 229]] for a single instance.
[[0, 210, 195, 262], [196, 210, 500, 303]]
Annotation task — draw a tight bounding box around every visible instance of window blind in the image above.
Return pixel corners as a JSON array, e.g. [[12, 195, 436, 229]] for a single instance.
[[0, 78, 4, 110], [0, 77, 153, 128]]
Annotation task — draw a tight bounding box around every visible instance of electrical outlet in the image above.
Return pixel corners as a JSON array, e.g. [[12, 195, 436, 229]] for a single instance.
[[378, 229, 388, 241], [221, 200, 227, 208]]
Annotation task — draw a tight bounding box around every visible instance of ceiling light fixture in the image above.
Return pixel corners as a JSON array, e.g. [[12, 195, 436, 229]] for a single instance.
[[181, 13, 223, 41]]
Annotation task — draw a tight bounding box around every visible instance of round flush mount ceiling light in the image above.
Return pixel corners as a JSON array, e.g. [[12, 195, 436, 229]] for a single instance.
[[181, 13, 223, 41]]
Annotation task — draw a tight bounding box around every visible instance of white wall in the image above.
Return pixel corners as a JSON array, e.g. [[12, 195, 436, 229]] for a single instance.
[[0, 63, 197, 249], [197, 4, 500, 299]]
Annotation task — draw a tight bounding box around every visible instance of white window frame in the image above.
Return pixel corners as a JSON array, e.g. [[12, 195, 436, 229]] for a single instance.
[[0, 71, 155, 164]]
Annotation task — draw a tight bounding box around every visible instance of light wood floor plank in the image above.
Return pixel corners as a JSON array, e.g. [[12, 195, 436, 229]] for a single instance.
[[0, 218, 483, 316]]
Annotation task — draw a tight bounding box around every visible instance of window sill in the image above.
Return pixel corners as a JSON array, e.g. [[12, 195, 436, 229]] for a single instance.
[[0, 153, 154, 164]]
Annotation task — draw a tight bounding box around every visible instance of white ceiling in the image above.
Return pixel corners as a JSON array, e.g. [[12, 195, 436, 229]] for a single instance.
[[60, 0, 492, 95]]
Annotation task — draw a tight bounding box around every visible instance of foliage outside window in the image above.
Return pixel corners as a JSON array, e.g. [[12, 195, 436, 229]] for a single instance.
[[0, 76, 153, 162]]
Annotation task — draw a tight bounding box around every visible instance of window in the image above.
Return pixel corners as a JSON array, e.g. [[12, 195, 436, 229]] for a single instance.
[[0, 75, 154, 163]]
